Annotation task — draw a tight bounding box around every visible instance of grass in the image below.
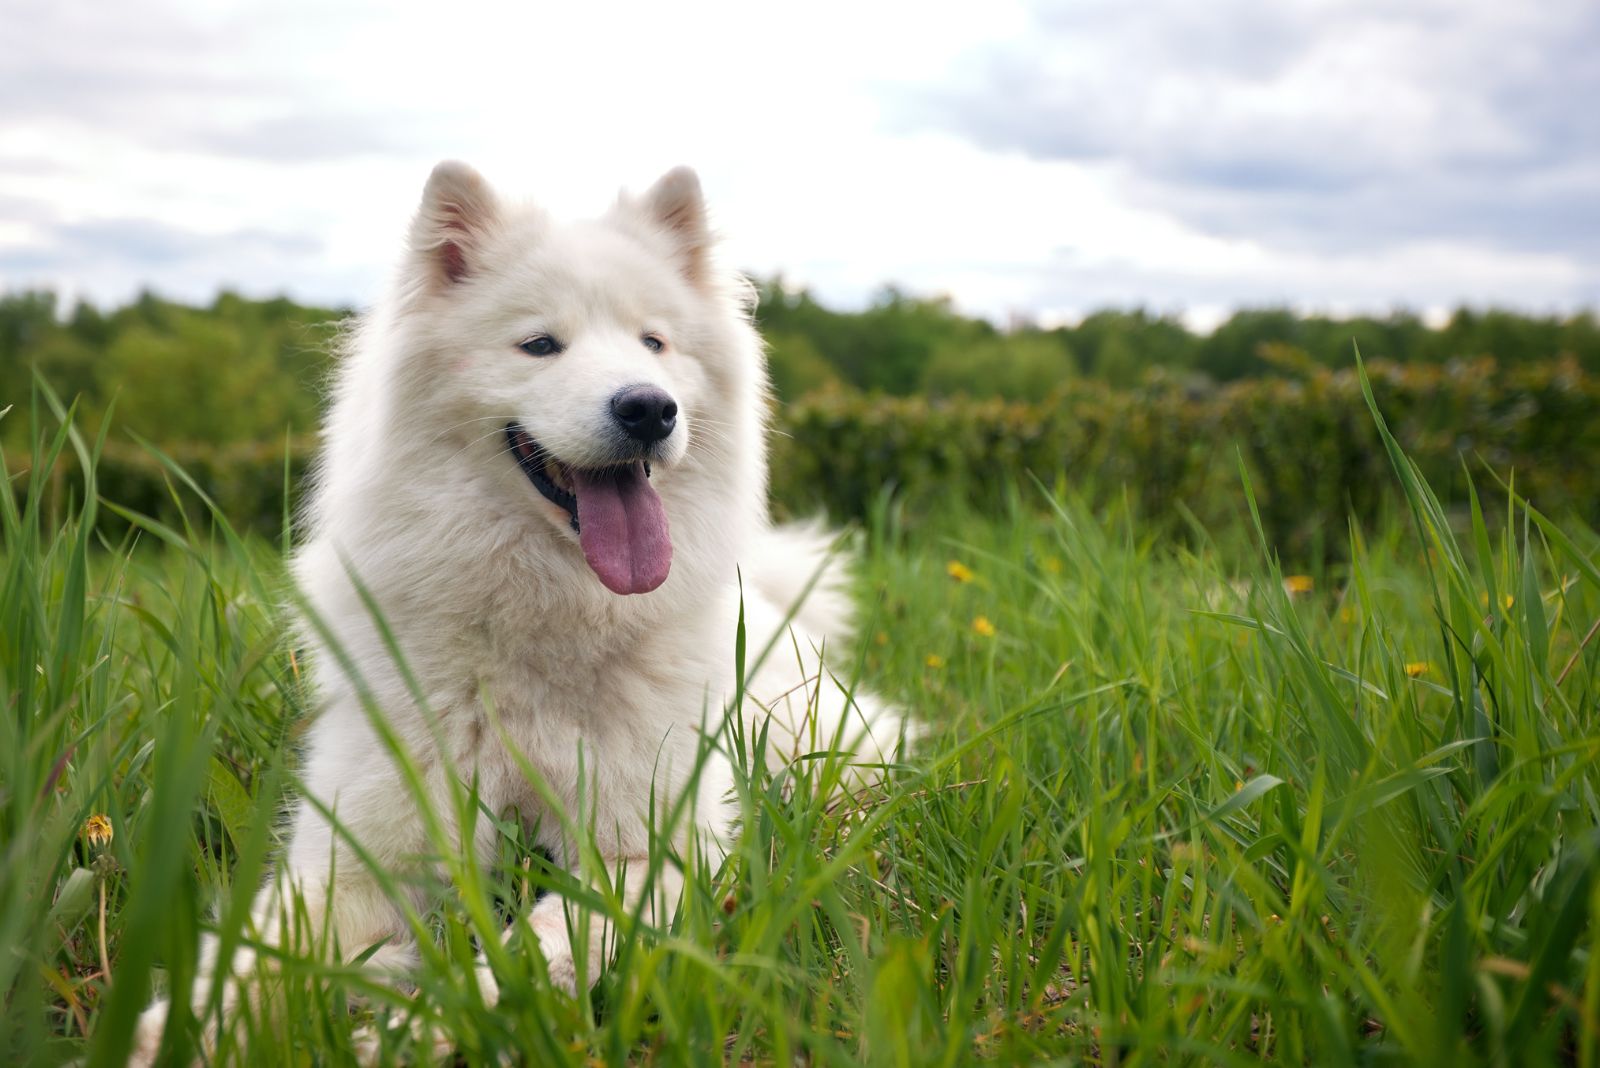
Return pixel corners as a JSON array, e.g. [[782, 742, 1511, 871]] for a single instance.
[[3, 374, 1600, 1066]]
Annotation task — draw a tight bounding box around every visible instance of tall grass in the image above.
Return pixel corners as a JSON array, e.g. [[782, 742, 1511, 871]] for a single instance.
[[2, 368, 1598, 1065]]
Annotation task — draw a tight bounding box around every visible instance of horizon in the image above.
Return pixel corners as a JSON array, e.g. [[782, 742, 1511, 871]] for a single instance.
[[7, 278, 1596, 340]]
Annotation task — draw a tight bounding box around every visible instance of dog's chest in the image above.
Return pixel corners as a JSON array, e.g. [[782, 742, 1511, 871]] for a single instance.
[[460, 610, 730, 820]]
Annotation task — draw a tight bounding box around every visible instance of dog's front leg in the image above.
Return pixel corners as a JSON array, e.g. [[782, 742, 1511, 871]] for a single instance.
[[348, 852, 686, 1065], [130, 776, 425, 1065], [450, 851, 688, 1013], [516, 852, 687, 999]]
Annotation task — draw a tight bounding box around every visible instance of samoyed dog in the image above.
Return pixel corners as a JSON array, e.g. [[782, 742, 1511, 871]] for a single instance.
[[131, 162, 908, 1061]]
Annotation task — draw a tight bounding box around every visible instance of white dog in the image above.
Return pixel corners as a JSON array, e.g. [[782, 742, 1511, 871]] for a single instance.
[[131, 163, 907, 1061]]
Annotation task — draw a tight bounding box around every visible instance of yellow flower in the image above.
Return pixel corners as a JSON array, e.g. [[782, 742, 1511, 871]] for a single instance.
[[874, 630, 889, 646], [1042, 556, 1063, 575], [1404, 661, 1431, 678], [971, 615, 996, 638], [925, 653, 945, 669], [1283, 575, 1315, 595], [946, 560, 975, 583], [84, 814, 113, 848], [1338, 606, 1355, 623]]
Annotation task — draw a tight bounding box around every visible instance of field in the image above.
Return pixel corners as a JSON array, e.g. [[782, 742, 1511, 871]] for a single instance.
[[3, 377, 1600, 1067]]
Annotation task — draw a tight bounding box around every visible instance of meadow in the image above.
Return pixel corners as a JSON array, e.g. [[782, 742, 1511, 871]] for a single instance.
[[3, 369, 1599, 1067]]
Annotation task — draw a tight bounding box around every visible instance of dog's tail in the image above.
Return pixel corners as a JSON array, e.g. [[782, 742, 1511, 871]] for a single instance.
[[736, 521, 917, 789], [744, 518, 857, 640]]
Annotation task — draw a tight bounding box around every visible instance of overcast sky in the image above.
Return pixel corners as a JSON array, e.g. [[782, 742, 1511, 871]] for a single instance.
[[2, 0, 1596, 329]]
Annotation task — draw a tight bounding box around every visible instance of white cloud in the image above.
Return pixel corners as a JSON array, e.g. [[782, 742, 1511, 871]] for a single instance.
[[0, 0, 1595, 325], [902, 1, 1600, 259]]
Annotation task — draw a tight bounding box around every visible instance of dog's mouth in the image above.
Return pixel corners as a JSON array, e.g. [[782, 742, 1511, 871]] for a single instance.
[[506, 424, 580, 528], [505, 423, 671, 596]]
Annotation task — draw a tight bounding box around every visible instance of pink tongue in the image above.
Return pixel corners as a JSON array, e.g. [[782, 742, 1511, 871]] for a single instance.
[[571, 463, 672, 595]]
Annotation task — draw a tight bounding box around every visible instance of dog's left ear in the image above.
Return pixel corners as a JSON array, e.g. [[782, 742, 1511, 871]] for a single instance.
[[631, 167, 712, 288]]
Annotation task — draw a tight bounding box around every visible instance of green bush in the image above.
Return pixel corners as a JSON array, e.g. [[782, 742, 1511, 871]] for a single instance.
[[771, 357, 1600, 558], [31, 437, 313, 541], [10, 356, 1596, 562]]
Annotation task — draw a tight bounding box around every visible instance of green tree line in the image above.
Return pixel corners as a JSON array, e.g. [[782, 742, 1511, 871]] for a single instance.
[[4, 287, 1600, 446], [756, 280, 1600, 397], [0, 290, 343, 448]]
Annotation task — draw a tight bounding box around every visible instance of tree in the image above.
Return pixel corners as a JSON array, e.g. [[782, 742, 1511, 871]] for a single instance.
[[922, 331, 1075, 400]]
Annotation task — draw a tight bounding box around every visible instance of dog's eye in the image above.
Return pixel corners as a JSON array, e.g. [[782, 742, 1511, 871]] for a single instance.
[[641, 334, 665, 354], [518, 335, 562, 357]]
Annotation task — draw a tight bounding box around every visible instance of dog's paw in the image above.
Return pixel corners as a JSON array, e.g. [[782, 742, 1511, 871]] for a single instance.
[[128, 1000, 169, 1068], [354, 1011, 454, 1067], [351, 958, 500, 1066], [471, 958, 501, 1007], [530, 912, 582, 997]]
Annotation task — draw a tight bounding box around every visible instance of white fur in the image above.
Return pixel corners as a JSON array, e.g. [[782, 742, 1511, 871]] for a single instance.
[[132, 163, 907, 1062]]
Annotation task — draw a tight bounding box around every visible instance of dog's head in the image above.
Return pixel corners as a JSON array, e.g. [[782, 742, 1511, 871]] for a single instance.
[[390, 162, 759, 597]]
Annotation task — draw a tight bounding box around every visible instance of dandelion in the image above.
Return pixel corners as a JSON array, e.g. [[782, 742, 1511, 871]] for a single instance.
[[971, 615, 996, 638], [925, 653, 945, 669], [1042, 556, 1063, 575], [1284, 575, 1314, 595], [84, 813, 113, 848], [946, 560, 975, 583], [83, 814, 114, 984], [1404, 661, 1431, 678], [874, 630, 889, 646]]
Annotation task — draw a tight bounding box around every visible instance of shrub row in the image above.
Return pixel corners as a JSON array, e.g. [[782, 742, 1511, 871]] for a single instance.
[[13, 357, 1597, 561], [770, 357, 1600, 556]]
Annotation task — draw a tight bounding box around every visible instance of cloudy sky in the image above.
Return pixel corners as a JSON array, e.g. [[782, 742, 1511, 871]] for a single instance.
[[2, 0, 1596, 329]]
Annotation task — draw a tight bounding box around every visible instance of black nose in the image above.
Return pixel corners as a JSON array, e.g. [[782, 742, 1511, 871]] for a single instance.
[[610, 385, 678, 444]]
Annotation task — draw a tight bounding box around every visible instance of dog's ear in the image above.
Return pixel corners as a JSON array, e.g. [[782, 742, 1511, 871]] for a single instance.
[[633, 166, 712, 288], [408, 161, 501, 288]]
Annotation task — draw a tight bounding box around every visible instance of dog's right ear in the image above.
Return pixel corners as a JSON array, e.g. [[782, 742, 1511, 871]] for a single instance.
[[408, 161, 500, 288]]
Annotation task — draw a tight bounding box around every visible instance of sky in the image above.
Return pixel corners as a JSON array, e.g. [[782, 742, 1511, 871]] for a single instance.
[[2, 0, 1596, 331]]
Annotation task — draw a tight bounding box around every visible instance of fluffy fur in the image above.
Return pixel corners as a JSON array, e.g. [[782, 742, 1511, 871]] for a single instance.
[[132, 162, 907, 1061]]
